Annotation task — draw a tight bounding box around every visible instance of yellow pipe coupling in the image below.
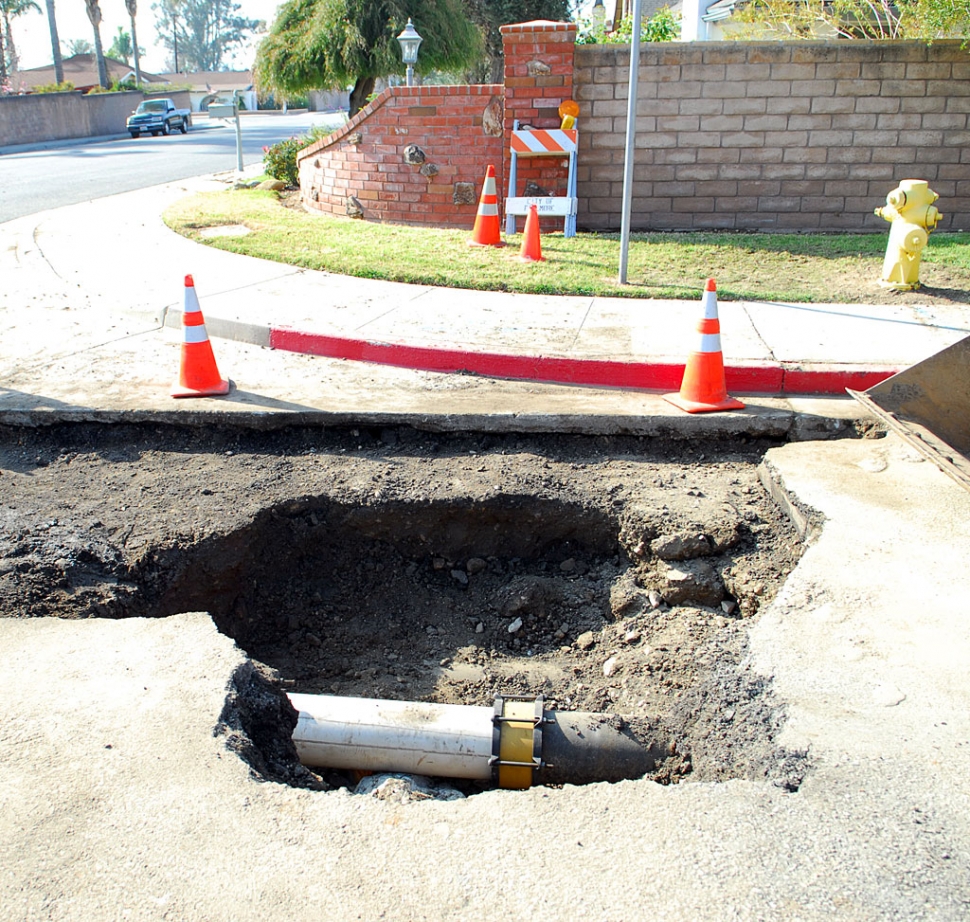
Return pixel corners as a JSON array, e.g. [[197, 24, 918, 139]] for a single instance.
[[874, 179, 942, 291], [491, 695, 550, 789]]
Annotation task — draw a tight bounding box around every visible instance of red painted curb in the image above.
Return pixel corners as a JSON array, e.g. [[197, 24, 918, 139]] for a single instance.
[[269, 327, 898, 397]]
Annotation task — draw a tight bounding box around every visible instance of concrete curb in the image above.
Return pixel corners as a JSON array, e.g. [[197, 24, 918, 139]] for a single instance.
[[162, 310, 900, 397]]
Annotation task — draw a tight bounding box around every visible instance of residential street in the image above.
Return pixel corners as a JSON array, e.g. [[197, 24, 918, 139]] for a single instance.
[[0, 111, 344, 222]]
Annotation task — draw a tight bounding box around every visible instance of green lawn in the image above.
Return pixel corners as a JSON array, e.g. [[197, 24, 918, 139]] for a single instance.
[[163, 188, 970, 304]]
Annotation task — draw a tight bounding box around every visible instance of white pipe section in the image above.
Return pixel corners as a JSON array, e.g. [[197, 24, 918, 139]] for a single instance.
[[288, 693, 495, 780]]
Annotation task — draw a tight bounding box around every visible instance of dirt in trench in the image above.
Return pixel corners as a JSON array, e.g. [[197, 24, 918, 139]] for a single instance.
[[0, 423, 815, 793]]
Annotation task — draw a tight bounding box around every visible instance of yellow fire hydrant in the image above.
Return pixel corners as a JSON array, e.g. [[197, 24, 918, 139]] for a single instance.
[[874, 179, 942, 290]]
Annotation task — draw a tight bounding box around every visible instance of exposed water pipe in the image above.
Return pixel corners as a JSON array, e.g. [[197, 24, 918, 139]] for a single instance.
[[289, 693, 659, 789]]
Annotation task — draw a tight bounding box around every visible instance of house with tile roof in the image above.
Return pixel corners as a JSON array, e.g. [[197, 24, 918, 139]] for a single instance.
[[17, 54, 164, 94]]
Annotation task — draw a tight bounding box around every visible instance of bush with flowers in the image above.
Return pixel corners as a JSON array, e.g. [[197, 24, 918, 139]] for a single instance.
[[262, 136, 309, 187]]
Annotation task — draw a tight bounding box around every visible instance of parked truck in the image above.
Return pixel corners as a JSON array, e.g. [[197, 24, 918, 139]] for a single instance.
[[127, 99, 191, 138]]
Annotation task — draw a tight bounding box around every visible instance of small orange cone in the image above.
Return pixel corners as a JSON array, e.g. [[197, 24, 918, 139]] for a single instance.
[[172, 275, 231, 398], [664, 279, 744, 414], [518, 204, 545, 263], [468, 165, 506, 247]]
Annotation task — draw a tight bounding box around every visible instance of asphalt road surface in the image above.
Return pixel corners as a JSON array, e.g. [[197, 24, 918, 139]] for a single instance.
[[0, 111, 346, 223]]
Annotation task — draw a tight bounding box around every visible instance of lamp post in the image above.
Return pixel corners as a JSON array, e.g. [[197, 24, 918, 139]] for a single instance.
[[396, 18, 423, 87]]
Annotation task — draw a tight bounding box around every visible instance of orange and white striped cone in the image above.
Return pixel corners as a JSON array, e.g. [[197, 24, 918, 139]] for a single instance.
[[172, 274, 231, 398], [518, 204, 545, 263], [468, 164, 506, 247], [663, 278, 744, 414]]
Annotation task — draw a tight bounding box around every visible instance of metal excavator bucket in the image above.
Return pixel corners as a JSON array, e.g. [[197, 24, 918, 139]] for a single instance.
[[848, 334, 970, 492]]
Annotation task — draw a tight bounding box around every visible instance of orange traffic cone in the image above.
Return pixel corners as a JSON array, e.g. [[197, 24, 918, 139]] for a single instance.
[[518, 204, 545, 263], [663, 279, 744, 413], [172, 275, 231, 398], [468, 165, 506, 247]]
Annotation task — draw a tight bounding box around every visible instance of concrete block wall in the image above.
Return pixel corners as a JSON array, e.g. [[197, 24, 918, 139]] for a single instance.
[[0, 90, 192, 147], [297, 85, 505, 226], [574, 41, 970, 232]]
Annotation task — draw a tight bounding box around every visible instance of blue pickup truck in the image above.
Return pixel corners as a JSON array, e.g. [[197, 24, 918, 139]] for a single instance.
[[126, 99, 192, 138]]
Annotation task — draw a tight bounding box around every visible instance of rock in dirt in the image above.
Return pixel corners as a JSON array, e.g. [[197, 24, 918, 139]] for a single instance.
[[576, 631, 596, 650], [502, 575, 562, 618], [355, 773, 465, 803], [661, 560, 725, 608], [651, 532, 712, 561], [610, 570, 644, 618]]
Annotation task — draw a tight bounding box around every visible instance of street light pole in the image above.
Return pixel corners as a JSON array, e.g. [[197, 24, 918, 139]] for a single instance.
[[396, 19, 423, 88], [618, 0, 642, 285]]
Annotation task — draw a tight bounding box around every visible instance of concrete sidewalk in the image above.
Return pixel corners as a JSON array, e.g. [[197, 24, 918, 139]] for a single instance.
[[1, 172, 967, 435]]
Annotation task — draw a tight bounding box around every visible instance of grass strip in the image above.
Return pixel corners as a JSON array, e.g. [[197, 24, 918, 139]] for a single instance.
[[164, 189, 970, 304]]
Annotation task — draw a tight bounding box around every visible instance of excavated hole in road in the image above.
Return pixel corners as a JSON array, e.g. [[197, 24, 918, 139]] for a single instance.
[[0, 425, 816, 797]]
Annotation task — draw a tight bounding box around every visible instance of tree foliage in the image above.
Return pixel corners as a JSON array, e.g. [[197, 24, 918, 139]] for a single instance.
[[64, 37, 93, 54], [576, 5, 680, 43], [0, 0, 40, 80], [108, 25, 133, 62], [734, 0, 970, 40], [464, 0, 571, 81], [255, 0, 483, 115], [153, 0, 258, 72]]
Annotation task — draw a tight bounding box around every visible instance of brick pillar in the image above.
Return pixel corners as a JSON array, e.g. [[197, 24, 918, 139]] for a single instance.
[[501, 20, 578, 227]]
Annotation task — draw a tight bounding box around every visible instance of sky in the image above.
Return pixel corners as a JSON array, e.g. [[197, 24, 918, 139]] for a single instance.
[[14, 1, 285, 74]]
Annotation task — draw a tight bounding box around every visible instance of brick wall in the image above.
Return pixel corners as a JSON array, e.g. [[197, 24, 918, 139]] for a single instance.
[[297, 21, 580, 230], [501, 20, 578, 230], [574, 40, 970, 232], [297, 85, 505, 226]]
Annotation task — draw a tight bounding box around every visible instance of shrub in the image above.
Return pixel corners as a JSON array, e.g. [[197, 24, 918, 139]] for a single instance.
[[262, 135, 309, 186], [306, 123, 337, 144], [576, 6, 680, 44], [32, 81, 75, 94]]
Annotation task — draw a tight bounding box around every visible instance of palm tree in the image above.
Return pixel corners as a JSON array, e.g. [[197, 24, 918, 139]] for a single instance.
[[83, 0, 108, 88], [124, 0, 140, 84], [0, 0, 41, 82], [44, 0, 63, 84]]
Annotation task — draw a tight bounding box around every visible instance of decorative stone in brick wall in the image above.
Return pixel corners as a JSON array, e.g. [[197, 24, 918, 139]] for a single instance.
[[453, 183, 476, 206], [347, 132, 362, 145], [483, 97, 503, 137], [346, 195, 364, 218], [403, 144, 426, 165], [420, 163, 439, 178], [527, 60, 552, 76]]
